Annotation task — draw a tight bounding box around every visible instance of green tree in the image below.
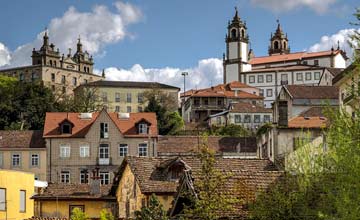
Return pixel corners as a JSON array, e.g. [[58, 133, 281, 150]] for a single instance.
[[71, 207, 88, 220], [135, 193, 169, 220], [206, 124, 250, 137], [100, 209, 115, 220], [74, 86, 104, 112], [181, 141, 237, 220]]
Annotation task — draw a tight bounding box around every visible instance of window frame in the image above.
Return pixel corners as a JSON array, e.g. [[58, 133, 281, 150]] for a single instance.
[[314, 72, 320, 80], [257, 75, 264, 83], [296, 72, 303, 81], [99, 144, 110, 159], [139, 123, 148, 134], [266, 74, 272, 83], [266, 89, 273, 97], [305, 72, 312, 81], [254, 115, 261, 123], [264, 115, 271, 123], [30, 153, 40, 167], [244, 115, 251, 123], [60, 144, 71, 158], [79, 144, 90, 158], [127, 106, 131, 113], [100, 172, 110, 185], [115, 92, 121, 102], [127, 93, 132, 103], [60, 171, 70, 183], [138, 143, 148, 157], [119, 144, 128, 157], [249, 76, 255, 83], [100, 123, 109, 139], [80, 170, 89, 184], [11, 153, 21, 167]]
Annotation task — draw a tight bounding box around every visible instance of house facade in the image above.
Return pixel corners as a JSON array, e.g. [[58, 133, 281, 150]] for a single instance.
[[223, 9, 347, 107], [207, 101, 272, 130], [43, 110, 158, 185], [0, 32, 103, 95], [181, 81, 263, 123], [0, 130, 47, 181], [74, 80, 180, 113]]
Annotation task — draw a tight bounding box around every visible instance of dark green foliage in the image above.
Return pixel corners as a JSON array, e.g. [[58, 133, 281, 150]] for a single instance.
[[205, 124, 250, 137], [135, 194, 169, 220]]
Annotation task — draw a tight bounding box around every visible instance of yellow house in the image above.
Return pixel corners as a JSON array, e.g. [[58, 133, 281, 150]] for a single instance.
[[32, 171, 117, 219], [333, 63, 360, 116], [0, 169, 35, 220]]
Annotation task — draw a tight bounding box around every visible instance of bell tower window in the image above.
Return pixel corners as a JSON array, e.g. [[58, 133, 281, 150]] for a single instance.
[[283, 41, 287, 49], [231, 29, 237, 39], [241, 29, 245, 38], [274, 41, 279, 50]]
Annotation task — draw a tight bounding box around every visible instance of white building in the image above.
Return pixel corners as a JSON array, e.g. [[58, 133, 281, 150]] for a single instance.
[[223, 9, 348, 107]]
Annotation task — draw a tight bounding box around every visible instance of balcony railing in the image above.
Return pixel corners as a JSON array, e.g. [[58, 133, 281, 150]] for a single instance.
[[97, 157, 111, 165]]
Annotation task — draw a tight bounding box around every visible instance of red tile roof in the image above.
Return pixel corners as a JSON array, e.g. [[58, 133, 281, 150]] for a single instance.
[[249, 50, 343, 65], [229, 102, 272, 113], [0, 130, 46, 149], [285, 85, 339, 99], [288, 116, 328, 129], [43, 111, 158, 138]]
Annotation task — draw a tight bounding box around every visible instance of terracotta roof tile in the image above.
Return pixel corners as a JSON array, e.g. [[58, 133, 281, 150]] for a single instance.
[[249, 50, 343, 65], [288, 116, 328, 129], [43, 111, 157, 138], [285, 85, 338, 99], [229, 102, 272, 113], [0, 130, 45, 149]]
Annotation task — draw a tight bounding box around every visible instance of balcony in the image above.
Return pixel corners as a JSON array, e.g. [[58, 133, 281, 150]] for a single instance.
[[97, 157, 111, 165]]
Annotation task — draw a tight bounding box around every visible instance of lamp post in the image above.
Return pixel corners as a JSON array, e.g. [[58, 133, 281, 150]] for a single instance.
[[181, 72, 188, 103]]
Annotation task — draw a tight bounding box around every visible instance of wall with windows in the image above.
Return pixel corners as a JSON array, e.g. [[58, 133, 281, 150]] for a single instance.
[[0, 149, 46, 181], [46, 111, 157, 184], [0, 169, 34, 220]]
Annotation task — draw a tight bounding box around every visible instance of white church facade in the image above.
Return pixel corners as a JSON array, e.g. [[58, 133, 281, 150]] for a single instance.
[[223, 8, 348, 107]]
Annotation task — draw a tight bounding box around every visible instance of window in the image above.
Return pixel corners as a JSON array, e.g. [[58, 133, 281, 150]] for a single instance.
[[138, 106, 143, 112], [115, 93, 120, 102], [62, 87, 66, 94], [100, 123, 109, 138], [0, 188, 5, 211], [80, 170, 89, 184], [266, 89, 273, 97], [119, 144, 128, 157], [115, 106, 120, 112], [31, 154, 39, 166], [99, 144, 109, 159], [257, 75, 264, 83], [231, 29, 237, 39], [100, 172, 110, 185], [264, 115, 271, 122], [204, 99, 209, 105], [127, 106, 131, 113], [314, 72, 320, 80], [138, 93, 143, 103], [254, 115, 261, 123], [51, 73, 55, 82], [62, 124, 71, 134], [305, 72, 312, 80], [60, 144, 71, 158], [60, 171, 70, 183], [80, 144, 90, 158], [259, 89, 264, 97], [314, 60, 319, 66], [127, 93, 132, 103], [194, 98, 200, 106], [217, 99, 222, 106], [101, 92, 108, 102], [12, 154, 21, 167], [235, 115, 241, 123], [20, 190, 26, 212], [244, 115, 251, 123], [281, 74, 288, 81], [61, 75, 66, 84], [274, 41, 279, 49], [139, 123, 148, 134], [296, 72, 303, 81], [249, 76, 255, 83], [303, 61, 308, 65], [138, 143, 148, 157], [19, 73, 24, 81], [266, 74, 272, 82], [72, 77, 77, 86]]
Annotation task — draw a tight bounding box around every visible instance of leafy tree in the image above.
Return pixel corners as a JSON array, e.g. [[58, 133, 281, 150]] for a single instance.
[[135, 193, 169, 220], [206, 124, 250, 137], [100, 209, 115, 220], [181, 140, 237, 220], [71, 207, 88, 220], [73, 86, 105, 112]]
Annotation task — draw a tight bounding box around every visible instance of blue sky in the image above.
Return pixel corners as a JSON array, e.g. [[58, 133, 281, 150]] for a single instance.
[[0, 0, 359, 90]]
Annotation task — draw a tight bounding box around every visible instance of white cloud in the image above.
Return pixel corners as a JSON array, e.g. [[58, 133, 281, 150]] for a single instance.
[[0, 43, 11, 67], [2, 1, 142, 68], [103, 58, 224, 91], [250, 0, 337, 14], [308, 28, 360, 58]]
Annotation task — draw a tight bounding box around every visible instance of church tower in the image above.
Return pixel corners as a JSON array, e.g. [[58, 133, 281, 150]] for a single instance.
[[31, 30, 61, 67], [223, 7, 252, 84], [268, 20, 290, 56]]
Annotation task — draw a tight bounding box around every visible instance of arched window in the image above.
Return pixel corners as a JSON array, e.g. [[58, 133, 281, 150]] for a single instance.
[[283, 41, 287, 49], [274, 41, 279, 50], [241, 29, 245, 38], [84, 66, 87, 72], [49, 60, 53, 66], [231, 29, 237, 39]]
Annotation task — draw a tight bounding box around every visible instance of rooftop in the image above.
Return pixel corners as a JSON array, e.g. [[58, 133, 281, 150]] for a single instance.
[[285, 85, 339, 100], [0, 130, 46, 149], [77, 80, 180, 90], [229, 102, 272, 113]]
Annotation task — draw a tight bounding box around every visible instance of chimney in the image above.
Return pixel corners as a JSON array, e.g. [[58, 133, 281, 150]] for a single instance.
[[278, 101, 288, 127], [90, 168, 101, 195]]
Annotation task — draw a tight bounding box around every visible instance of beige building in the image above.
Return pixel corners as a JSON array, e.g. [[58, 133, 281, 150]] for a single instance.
[[74, 80, 180, 113], [333, 62, 360, 116], [43, 109, 158, 185], [0, 32, 103, 95], [0, 130, 47, 181]]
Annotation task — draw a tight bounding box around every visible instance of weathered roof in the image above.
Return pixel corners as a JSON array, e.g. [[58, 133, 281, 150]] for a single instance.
[[77, 80, 180, 90], [43, 111, 158, 138], [249, 49, 345, 65], [111, 156, 279, 195], [288, 107, 330, 129], [326, 67, 344, 77], [157, 136, 257, 155], [32, 183, 115, 200], [285, 85, 338, 99], [229, 102, 272, 113], [0, 130, 46, 149]]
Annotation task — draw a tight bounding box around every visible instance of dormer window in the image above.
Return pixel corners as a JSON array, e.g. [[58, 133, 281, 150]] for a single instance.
[[62, 124, 71, 134], [139, 123, 148, 134]]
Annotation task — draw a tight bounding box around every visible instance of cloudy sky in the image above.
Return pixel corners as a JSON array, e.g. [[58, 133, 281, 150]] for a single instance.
[[0, 0, 359, 91]]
